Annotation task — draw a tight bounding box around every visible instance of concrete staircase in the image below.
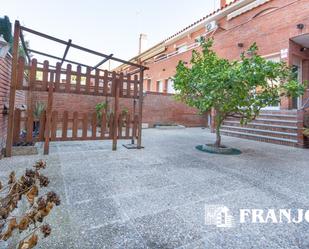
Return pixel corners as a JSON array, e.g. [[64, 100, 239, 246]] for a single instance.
[[221, 110, 298, 146]]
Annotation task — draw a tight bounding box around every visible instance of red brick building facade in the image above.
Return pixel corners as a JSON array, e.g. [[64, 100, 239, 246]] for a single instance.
[[118, 0, 309, 110], [116, 0, 309, 147]]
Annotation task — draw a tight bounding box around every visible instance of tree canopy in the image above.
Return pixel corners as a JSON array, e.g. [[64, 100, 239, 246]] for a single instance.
[[174, 39, 304, 147]]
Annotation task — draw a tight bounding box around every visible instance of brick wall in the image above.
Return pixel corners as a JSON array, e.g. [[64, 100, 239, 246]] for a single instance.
[[0, 55, 11, 153], [0, 55, 28, 156], [31, 91, 207, 127], [142, 92, 207, 127]]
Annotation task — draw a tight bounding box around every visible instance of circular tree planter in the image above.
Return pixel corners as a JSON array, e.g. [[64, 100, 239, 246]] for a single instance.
[[196, 144, 241, 155]]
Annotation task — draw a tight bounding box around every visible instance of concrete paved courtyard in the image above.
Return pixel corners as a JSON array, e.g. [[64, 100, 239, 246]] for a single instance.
[[1, 128, 309, 249]]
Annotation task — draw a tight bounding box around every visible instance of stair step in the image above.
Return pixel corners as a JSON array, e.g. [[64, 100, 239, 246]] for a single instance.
[[221, 125, 297, 139], [224, 119, 297, 126], [223, 120, 298, 130], [258, 113, 297, 118], [221, 130, 298, 146], [255, 118, 297, 123], [260, 110, 297, 115], [257, 113, 297, 120]]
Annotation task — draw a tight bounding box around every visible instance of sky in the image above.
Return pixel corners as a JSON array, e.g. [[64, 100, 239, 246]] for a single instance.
[[2, 0, 219, 69]]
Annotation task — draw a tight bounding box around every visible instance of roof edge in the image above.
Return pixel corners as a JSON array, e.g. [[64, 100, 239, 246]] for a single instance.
[[115, 0, 256, 71]]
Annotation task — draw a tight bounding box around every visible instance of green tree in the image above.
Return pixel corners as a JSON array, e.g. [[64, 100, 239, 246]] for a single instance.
[[95, 101, 108, 120], [0, 16, 30, 58], [174, 39, 304, 147]]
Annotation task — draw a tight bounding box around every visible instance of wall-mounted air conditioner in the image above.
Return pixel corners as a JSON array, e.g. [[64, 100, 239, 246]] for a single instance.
[[205, 21, 218, 32]]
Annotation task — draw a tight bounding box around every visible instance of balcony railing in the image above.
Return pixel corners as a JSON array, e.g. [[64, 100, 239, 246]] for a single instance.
[[154, 42, 200, 63]]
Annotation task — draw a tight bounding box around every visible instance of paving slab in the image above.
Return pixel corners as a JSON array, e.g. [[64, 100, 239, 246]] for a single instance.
[[132, 210, 202, 249], [76, 221, 147, 249]]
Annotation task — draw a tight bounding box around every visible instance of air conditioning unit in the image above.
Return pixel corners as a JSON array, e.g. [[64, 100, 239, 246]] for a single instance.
[[206, 21, 218, 32]]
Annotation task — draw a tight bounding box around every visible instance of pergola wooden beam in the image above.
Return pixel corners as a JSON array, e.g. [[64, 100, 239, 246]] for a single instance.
[[20, 25, 68, 45], [19, 30, 31, 63], [28, 49, 92, 68], [60, 39, 72, 66], [20, 25, 148, 70], [91, 53, 113, 71], [37, 62, 66, 70]]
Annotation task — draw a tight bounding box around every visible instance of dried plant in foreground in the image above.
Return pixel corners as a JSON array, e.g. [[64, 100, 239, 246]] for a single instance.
[[0, 160, 60, 249]]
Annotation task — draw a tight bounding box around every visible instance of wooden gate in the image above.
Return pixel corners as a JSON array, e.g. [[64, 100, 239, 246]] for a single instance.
[[6, 21, 147, 156]]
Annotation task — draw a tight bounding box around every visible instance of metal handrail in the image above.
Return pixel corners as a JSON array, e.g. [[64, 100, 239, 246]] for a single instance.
[[301, 91, 309, 110]]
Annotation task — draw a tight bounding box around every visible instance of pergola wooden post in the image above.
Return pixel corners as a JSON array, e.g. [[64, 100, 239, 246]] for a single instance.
[[44, 72, 55, 155], [112, 72, 120, 151], [5, 21, 20, 157], [137, 69, 144, 148]]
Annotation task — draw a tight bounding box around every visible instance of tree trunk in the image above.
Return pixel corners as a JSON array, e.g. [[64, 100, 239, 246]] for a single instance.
[[214, 125, 221, 147], [214, 113, 223, 147]]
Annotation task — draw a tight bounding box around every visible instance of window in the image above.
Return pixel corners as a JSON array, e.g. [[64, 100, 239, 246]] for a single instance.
[[163, 80, 168, 93], [156, 80, 163, 93], [266, 56, 280, 63], [147, 79, 151, 91], [265, 56, 281, 87], [167, 79, 176, 94], [154, 54, 167, 62], [263, 56, 281, 88], [176, 44, 187, 54], [261, 55, 281, 110], [195, 35, 203, 43]]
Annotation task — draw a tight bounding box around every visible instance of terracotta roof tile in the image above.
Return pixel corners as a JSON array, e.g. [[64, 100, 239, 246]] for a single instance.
[[163, 0, 239, 42]]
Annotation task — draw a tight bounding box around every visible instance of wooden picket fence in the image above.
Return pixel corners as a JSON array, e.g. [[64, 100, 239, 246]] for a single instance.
[[16, 57, 141, 98], [13, 109, 139, 143], [10, 56, 143, 154]]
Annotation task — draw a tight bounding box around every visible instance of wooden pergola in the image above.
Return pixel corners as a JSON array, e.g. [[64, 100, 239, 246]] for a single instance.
[[6, 20, 148, 156]]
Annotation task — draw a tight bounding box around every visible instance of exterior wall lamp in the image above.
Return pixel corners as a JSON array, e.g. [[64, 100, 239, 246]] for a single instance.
[[297, 23, 305, 30], [0, 35, 10, 59]]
